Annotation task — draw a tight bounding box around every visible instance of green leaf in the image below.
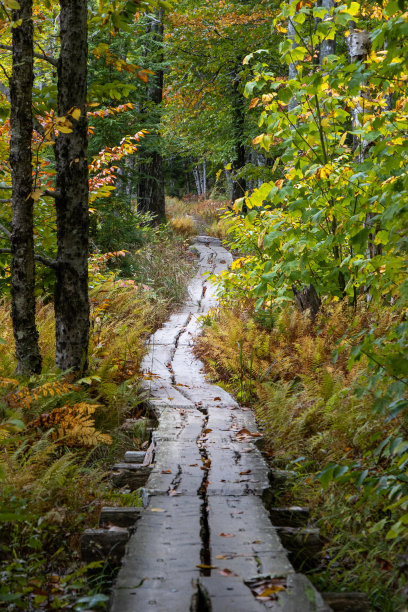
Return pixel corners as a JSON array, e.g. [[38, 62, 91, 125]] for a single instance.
[[4, 0, 21, 9]]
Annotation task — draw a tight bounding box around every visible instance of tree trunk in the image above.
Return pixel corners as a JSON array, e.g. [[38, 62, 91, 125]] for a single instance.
[[231, 68, 247, 206], [137, 10, 166, 223], [288, 15, 298, 112], [292, 284, 321, 320], [348, 29, 381, 259], [10, 0, 42, 375], [184, 160, 191, 194], [201, 159, 207, 198], [192, 161, 202, 196], [138, 150, 165, 221], [54, 0, 89, 373]]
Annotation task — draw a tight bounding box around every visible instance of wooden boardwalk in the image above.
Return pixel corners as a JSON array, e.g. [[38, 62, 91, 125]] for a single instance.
[[110, 237, 331, 612]]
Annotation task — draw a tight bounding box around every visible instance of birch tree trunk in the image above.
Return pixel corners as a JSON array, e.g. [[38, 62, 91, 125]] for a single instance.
[[192, 162, 202, 196], [288, 15, 298, 112], [231, 67, 247, 205], [348, 29, 381, 259], [54, 0, 89, 373], [10, 0, 42, 374], [202, 159, 207, 198], [320, 0, 336, 60]]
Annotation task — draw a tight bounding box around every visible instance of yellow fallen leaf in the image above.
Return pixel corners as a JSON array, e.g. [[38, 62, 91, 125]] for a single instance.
[[150, 508, 165, 512]]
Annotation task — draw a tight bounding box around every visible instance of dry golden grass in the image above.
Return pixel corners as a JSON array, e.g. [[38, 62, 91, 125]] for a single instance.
[[166, 196, 228, 231], [170, 215, 197, 236]]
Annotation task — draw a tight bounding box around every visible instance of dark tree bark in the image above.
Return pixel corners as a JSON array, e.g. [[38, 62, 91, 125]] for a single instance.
[[54, 0, 89, 373], [10, 0, 42, 374], [292, 284, 321, 320], [137, 10, 166, 223], [231, 67, 247, 206]]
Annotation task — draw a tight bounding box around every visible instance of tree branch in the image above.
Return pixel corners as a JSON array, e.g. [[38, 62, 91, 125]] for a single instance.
[[0, 44, 58, 67], [35, 254, 58, 269], [0, 248, 58, 269], [0, 222, 11, 238], [43, 189, 58, 198]]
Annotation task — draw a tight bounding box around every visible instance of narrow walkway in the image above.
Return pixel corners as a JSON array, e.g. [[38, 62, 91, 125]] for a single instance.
[[110, 237, 331, 611]]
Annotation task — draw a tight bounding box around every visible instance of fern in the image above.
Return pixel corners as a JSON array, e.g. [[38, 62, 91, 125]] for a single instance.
[[28, 403, 112, 447], [5, 380, 78, 412]]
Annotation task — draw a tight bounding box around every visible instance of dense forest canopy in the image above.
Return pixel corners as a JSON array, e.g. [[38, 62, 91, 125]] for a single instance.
[[1, 0, 408, 609]]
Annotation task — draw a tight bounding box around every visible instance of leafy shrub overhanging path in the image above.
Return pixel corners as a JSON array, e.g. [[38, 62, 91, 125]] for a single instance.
[[110, 236, 330, 612]]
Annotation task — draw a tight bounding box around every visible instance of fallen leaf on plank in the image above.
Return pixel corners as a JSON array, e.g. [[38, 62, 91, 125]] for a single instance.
[[240, 469, 252, 475], [219, 533, 235, 537], [236, 428, 251, 436], [219, 568, 238, 577], [196, 564, 218, 569], [150, 508, 165, 512], [258, 585, 285, 598]]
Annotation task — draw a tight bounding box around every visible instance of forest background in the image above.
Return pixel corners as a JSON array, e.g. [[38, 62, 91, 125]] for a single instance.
[[0, 0, 408, 610]]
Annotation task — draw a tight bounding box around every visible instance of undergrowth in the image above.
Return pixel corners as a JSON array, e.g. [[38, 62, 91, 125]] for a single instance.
[[166, 195, 227, 235], [0, 227, 195, 610], [197, 300, 408, 612]]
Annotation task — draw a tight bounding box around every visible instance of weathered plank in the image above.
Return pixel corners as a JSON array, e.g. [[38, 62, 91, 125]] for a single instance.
[[81, 528, 129, 564], [99, 507, 142, 528]]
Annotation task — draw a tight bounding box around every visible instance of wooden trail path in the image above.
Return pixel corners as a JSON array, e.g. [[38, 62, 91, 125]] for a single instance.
[[109, 237, 331, 612]]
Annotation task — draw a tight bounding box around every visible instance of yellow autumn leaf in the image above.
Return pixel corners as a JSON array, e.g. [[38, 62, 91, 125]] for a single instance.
[[231, 258, 245, 271], [57, 125, 73, 134], [252, 134, 265, 145], [71, 108, 81, 121], [339, 132, 348, 146], [31, 189, 43, 201], [348, 2, 360, 16], [248, 97, 259, 110]]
